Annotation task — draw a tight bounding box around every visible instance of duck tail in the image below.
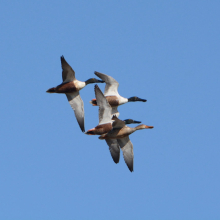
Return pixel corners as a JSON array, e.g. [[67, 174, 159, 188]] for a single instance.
[[85, 128, 96, 135], [46, 87, 56, 93], [89, 99, 97, 106]]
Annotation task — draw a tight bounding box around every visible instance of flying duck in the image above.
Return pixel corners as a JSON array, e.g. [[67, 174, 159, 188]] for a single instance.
[[90, 71, 147, 116], [105, 118, 141, 165], [99, 116, 154, 172], [46, 56, 104, 132]]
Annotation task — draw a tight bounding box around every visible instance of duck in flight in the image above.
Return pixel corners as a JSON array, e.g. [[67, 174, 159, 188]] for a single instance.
[[99, 116, 154, 172], [104, 118, 141, 166], [46, 56, 104, 132], [90, 71, 147, 116]]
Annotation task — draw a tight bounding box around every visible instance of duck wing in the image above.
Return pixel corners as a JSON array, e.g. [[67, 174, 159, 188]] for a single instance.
[[61, 56, 76, 83], [112, 115, 125, 128], [95, 85, 112, 125], [105, 139, 120, 164], [66, 92, 85, 132], [117, 136, 133, 172], [94, 71, 119, 96]]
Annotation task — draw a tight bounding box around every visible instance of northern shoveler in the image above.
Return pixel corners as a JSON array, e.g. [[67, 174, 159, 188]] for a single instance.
[[46, 56, 104, 132], [90, 71, 147, 116], [99, 116, 153, 172]]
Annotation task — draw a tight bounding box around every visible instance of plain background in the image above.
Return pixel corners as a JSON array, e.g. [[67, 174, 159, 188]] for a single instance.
[[1, 1, 219, 219]]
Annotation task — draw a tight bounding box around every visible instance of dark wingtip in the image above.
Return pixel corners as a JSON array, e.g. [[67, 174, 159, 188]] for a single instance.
[[94, 84, 99, 94], [94, 71, 102, 77], [112, 158, 119, 164], [79, 123, 85, 133], [128, 166, 133, 172]]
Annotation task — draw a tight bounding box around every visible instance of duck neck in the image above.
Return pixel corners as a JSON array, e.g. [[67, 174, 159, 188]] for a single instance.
[[85, 78, 95, 85], [134, 124, 147, 131]]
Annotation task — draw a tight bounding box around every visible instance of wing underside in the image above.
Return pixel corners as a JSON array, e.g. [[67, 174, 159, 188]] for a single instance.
[[105, 139, 120, 164], [66, 92, 85, 132], [117, 136, 134, 172]]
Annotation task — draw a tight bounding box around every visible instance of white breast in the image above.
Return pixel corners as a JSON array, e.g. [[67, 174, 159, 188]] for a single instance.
[[75, 80, 86, 90], [118, 96, 128, 105]]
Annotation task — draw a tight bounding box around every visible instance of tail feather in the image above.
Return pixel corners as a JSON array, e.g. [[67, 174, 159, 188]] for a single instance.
[[46, 87, 56, 93], [85, 128, 96, 135], [90, 98, 97, 106]]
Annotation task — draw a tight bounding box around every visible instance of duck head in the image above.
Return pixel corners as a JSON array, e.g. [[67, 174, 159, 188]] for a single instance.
[[127, 96, 147, 102], [123, 119, 141, 124], [85, 78, 104, 85]]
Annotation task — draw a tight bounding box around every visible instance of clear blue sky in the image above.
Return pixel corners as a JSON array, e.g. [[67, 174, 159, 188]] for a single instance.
[[1, 0, 219, 219]]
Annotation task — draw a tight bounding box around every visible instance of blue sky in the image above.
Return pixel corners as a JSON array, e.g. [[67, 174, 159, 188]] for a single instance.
[[1, 0, 220, 219]]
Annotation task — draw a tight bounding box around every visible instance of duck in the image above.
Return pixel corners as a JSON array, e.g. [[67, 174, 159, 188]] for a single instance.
[[99, 116, 154, 172], [46, 56, 104, 132], [90, 71, 147, 116], [105, 118, 141, 165], [85, 85, 114, 135]]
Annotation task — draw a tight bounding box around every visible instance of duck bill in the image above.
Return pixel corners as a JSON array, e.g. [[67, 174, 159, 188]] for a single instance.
[[145, 125, 154, 129], [137, 97, 147, 102], [133, 120, 141, 124]]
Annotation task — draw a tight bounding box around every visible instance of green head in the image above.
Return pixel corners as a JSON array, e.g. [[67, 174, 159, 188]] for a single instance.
[[127, 96, 147, 102], [123, 119, 141, 124], [85, 78, 104, 85]]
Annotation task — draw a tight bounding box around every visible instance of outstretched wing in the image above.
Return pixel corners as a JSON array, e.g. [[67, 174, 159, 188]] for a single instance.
[[61, 56, 76, 83], [94, 71, 119, 96], [105, 139, 120, 164], [117, 136, 134, 172], [66, 92, 85, 132], [95, 85, 112, 125]]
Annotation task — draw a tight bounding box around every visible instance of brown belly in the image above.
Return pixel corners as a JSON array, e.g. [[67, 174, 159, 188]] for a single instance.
[[99, 127, 130, 139], [105, 96, 120, 107], [94, 123, 113, 135], [90, 96, 119, 107], [55, 82, 78, 93]]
